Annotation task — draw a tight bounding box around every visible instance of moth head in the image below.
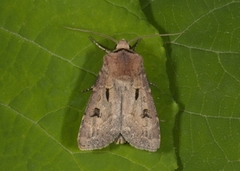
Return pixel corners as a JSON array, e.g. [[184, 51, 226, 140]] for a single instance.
[[64, 26, 183, 52], [116, 39, 130, 50]]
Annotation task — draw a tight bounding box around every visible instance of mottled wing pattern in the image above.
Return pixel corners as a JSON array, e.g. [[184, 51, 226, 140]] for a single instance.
[[78, 64, 121, 150], [121, 65, 160, 152], [78, 39, 160, 152]]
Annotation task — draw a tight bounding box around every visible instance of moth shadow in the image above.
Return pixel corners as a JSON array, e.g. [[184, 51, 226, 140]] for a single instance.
[[139, 1, 185, 170], [60, 43, 103, 150]]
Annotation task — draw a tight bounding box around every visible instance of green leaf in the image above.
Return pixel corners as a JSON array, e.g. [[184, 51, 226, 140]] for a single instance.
[[0, 0, 177, 171], [141, 0, 240, 170], [1, 0, 239, 170]]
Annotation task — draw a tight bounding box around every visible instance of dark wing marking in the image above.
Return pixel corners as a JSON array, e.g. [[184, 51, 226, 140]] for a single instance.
[[121, 72, 160, 152], [78, 65, 121, 150]]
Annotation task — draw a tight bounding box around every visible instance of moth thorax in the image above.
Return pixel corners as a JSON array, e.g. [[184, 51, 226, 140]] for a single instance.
[[116, 39, 130, 50]]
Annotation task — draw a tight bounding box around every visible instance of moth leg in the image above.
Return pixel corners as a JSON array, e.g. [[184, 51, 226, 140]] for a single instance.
[[81, 87, 93, 93], [148, 82, 158, 88]]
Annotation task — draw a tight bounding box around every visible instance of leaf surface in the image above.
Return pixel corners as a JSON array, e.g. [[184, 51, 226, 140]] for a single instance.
[[0, 0, 178, 170]]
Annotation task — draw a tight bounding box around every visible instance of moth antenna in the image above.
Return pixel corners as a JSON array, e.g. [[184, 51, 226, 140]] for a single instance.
[[89, 36, 111, 53], [129, 32, 184, 44], [64, 26, 118, 44], [131, 38, 142, 51]]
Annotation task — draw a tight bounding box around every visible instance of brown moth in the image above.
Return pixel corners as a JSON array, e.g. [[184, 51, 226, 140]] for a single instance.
[[78, 36, 160, 152]]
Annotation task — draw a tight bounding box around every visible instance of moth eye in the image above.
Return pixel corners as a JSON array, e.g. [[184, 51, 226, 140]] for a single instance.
[[91, 108, 100, 117], [106, 88, 109, 101], [142, 109, 151, 118], [135, 89, 139, 100]]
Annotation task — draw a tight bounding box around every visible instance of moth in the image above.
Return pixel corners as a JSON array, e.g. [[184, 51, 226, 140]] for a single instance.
[[77, 36, 160, 152]]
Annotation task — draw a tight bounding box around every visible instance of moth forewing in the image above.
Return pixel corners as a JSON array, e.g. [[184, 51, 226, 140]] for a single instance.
[[78, 38, 160, 152], [78, 61, 121, 150]]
